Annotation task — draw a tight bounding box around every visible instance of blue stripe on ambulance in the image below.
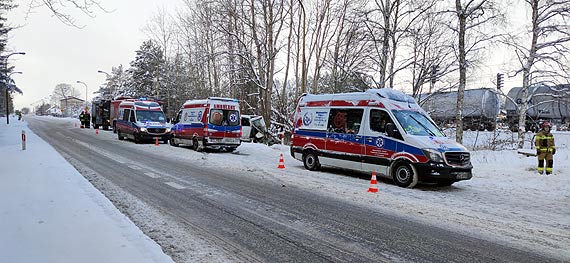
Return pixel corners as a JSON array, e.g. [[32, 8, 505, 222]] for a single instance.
[[295, 129, 426, 158]]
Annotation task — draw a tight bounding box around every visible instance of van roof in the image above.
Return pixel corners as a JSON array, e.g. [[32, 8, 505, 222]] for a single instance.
[[299, 88, 421, 112], [182, 97, 239, 106], [119, 100, 163, 111]]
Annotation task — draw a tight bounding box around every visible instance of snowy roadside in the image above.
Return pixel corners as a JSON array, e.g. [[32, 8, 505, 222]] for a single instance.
[[0, 116, 175, 263], [85, 117, 567, 261], [21, 116, 570, 261]]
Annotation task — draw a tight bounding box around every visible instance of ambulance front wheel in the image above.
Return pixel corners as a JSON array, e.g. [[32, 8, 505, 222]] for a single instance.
[[170, 136, 179, 147], [303, 151, 321, 171], [117, 130, 125, 140], [392, 161, 418, 188]]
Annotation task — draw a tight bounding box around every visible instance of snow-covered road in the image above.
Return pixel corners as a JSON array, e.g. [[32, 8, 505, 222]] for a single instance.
[[5, 115, 569, 262]]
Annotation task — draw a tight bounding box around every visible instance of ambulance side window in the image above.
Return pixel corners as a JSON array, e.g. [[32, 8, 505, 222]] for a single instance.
[[122, 109, 130, 121], [370, 109, 393, 133], [173, 110, 181, 124], [327, 108, 363, 134], [130, 111, 136, 122]]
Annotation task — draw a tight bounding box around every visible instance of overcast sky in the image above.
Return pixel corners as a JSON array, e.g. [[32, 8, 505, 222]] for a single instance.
[[7, 0, 528, 111], [8, 0, 179, 110]]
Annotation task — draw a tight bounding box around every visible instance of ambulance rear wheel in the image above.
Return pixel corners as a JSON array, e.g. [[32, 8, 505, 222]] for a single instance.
[[392, 162, 418, 188], [192, 139, 201, 151], [303, 152, 321, 171]]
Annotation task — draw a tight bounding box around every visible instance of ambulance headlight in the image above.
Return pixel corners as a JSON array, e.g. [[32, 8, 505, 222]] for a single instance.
[[139, 127, 147, 132], [422, 148, 444, 163]]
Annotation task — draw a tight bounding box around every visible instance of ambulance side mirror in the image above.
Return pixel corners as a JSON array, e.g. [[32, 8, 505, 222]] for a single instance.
[[386, 123, 400, 138]]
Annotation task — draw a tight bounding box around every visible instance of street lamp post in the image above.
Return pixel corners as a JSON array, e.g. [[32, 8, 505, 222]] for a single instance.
[[76, 80, 88, 110], [97, 70, 113, 99], [3, 52, 26, 125]]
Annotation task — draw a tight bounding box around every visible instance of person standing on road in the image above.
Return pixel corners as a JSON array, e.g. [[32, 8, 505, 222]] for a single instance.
[[535, 121, 556, 175], [84, 107, 91, 129], [79, 111, 85, 129]]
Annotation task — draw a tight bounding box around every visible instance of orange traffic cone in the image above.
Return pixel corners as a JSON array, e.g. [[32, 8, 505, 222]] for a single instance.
[[277, 153, 285, 169], [367, 172, 379, 193], [95, 129, 99, 135], [155, 137, 159, 146]]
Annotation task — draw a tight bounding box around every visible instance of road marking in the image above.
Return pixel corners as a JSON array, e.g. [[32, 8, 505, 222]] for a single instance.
[[165, 182, 185, 190], [128, 165, 142, 170], [145, 172, 161, 179]]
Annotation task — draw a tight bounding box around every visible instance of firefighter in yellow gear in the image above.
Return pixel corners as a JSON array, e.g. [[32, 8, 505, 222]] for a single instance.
[[535, 121, 556, 175]]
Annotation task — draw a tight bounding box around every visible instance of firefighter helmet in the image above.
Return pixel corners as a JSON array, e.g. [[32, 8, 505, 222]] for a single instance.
[[541, 121, 552, 129]]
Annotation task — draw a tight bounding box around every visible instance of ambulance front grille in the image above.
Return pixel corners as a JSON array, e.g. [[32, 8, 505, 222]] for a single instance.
[[147, 128, 167, 134], [444, 152, 471, 166]]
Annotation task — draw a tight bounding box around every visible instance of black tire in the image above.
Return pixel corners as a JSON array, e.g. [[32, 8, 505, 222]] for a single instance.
[[133, 133, 141, 144], [303, 151, 321, 171], [226, 147, 237, 152], [192, 138, 200, 151], [117, 130, 124, 140], [170, 136, 179, 146], [392, 162, 418, 188], [437, 181, 455, 186]]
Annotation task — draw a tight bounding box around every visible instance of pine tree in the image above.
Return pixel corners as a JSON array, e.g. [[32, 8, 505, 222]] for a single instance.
[[0, 0, 16, 116], [125, 40, 165, 98]]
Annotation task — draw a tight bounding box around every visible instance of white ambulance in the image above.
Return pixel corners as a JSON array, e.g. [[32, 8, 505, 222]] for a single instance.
[[170, 97, 241, 151], [291, 88, 473, 188]]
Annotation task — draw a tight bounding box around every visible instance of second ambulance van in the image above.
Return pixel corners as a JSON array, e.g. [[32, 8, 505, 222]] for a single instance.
[[291, 88, 473, 188], [170, 97, 241, 151]]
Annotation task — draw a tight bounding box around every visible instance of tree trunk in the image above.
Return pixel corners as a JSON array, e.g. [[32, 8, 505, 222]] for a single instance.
[[282, 0, 294, 110], [455, 0, 466, 144], [264, 0, 275, 128], [387, 0, 400, 88], [517, 0, 539, 149], [378, 0, 391, 89]]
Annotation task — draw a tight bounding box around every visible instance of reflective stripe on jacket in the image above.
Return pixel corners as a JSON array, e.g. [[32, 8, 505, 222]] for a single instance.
[[535, 130, 555, 152]]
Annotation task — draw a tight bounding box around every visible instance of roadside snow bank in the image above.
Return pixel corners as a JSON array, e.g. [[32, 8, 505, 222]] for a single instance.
[[0, 117, 174, 263]]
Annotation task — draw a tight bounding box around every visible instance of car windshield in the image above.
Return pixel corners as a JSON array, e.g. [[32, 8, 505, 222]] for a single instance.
[[209, 109, 240, 126], [392, 110, 444, 137], [136, 110, 166, 122]]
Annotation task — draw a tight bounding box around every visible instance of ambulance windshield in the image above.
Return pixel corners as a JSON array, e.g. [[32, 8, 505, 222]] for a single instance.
[[392, 110, 444, 137], [136, 110, 166, 123]]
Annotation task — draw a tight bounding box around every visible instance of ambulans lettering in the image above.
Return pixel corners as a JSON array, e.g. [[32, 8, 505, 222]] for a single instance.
[[213, 104, 235, 110]]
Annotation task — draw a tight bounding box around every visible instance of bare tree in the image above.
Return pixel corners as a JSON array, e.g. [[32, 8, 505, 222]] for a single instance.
[[506, 0, 570, 148], [25, 0, 109, 27], [407, 10, 456, 99], [51, 83, 80, 103], [450, 0, 503, 144]]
